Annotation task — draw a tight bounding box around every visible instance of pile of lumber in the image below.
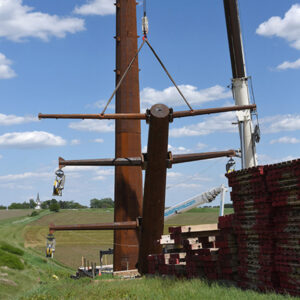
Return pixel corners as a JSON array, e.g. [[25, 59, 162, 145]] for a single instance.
[[265, 160, 300, 296], [148, 222, 240, 281], [226, 166, 275, 292], [148, 224, 220, 278], [170, 224, 220, 279]]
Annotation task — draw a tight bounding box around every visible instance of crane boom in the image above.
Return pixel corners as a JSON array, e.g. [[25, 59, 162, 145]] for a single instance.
[[164, 185, 227, 220]]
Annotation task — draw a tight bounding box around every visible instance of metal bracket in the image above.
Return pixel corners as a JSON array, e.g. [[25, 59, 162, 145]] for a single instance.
[[169, 108, 174, 123], [145, 109, 151, 124], [141, 153, 147, 170], [167, 151, 173, 169]]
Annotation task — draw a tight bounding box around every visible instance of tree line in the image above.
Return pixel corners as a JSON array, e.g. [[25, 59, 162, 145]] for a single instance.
[[0, 197, 114, 210]]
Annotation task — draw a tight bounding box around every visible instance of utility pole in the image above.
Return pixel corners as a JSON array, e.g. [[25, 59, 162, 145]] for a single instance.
[[223, 0, 257, 168], [114, 0, 143, 271]]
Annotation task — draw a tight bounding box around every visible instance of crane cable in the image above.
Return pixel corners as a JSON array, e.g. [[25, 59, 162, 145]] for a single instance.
[[101, 0, 193, 115]]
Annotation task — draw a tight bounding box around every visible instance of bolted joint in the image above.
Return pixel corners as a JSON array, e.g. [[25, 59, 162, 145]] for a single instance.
[[169, 108, 174, 123], [145, 108, 151, 124], [167, 151, 173, 169]]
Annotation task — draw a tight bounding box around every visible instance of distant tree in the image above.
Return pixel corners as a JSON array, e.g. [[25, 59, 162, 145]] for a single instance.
[[49, 199, 60, 212], [41, 200, 50, 209], [30, 211, 39, 217], [29, 199, 37, 209], [224, 203, 233, 208], [8, 202, 30, 209], [0, 205, 6, 210], [90, 198, 114, 208], [58, 200, 86, 209]]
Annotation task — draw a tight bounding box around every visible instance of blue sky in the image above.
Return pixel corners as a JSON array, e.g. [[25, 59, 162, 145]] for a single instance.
[[1, 0, 300, 207]]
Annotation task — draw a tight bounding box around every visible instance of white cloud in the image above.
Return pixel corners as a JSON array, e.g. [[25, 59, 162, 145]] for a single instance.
[[196, 143, 207, 150], [63, 166, 113, 174], [92, 169, 114, 181], [0, 113, 37, 126], [172, 183, 202, 189], [167, 172, 182, 178], [69, 119, 114, 132], [142, 145, 191, 154], [96, 169, 114, 176], [0, 53, 16, 79], [74, 0, 115, 16], [257, 4, 300, 51], [261, 114, 300, 133], [270, 136, 300, 144], [0, 154, 3, 159], [258, 154, 298, 165], [0, 0, 85, 42], [87, 100, 114, 110], [277, 58, 300, 70], [141, 85, 231, 109], [71, 139, 80, 145], [93, 138, 104, 143], [0, 131, 66, 148], [168, 144, 191, 154], [0, 171, 52, 182], [170, 112, 237, 138]]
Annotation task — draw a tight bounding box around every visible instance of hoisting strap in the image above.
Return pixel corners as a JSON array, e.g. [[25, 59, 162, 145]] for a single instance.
[[144, 38, 193, 111], [101, 39, 146, 115]]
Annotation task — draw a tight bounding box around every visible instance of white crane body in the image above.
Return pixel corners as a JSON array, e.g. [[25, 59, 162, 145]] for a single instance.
[[164, 185, 227, 221]]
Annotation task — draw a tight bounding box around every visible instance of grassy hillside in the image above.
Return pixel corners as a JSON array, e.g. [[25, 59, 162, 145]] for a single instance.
[[0, 209, 33, 221], [0, 209, 297, 300]]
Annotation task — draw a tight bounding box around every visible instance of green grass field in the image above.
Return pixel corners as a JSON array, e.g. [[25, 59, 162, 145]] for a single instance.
[[0, 209, 33, 221], [0, 208, 297, 300]]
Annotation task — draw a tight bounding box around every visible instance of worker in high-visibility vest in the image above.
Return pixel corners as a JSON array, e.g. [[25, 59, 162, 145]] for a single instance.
[[46, 233, 56, 258]]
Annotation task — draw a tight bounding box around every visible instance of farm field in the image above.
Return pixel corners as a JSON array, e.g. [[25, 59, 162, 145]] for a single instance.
[[0, 208, 297, 300], [0, 209, 33, 221], [24, 207, 233, 269]]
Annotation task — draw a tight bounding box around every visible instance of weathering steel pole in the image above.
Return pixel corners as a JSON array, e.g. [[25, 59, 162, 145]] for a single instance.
[[114, 0, 143, 271], [223, 0, 257, 168], [139, 104, 171, 274]]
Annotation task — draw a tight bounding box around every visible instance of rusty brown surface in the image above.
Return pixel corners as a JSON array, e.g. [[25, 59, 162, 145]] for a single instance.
[[38, 104, 256, 120], [172, 104, 256, 118], [172, 150, 236, 164], [59, 156, 142, 168], [49, 221, 138, 232], [114, 0, 143, 271], [38, 112, 146, 120], [139, 104, 171, 274], [223, 0, 246, 79]]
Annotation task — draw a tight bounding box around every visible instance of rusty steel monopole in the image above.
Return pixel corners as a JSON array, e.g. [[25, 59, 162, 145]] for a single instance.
[[138, 104, 171, 273], [114, 0, 143, 271]]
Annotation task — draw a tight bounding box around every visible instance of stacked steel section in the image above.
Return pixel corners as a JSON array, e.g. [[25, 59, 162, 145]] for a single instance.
[[226, 167, 275, 291], [265, 160, 300, 296], [217, 214, 238, 281], [147, 159, 300, 297]]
